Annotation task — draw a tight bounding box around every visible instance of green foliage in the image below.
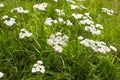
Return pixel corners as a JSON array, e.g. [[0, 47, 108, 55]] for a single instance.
[[0, 0, 120, 80]]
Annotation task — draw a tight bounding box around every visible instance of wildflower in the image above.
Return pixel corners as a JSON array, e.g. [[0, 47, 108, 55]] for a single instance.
[[78, 36, 84, 40], [11, 7, 29, 13], [80, 5, 87, 9], [78, 37, 113, 54], [19, 28, 32, 39], [47, 32, 69, 53], [33, 3, 48, 11], [0, 3, 4, 8], [66, 0, 75, 4], [55, 9, 65, 16], [54, 0, 58, 2], [110, 45, 117, 52], [32, 60, 45, 73], [70, 4, 79, 9], [58, 17, 64, 23], [0, 72, 4, 78], [102, 8, 114, 15], [4, 18, 16, 26], [45, 17, 53, 26], [72, 13, 83, 19], [2, 15, 8, 19], [66, 20, 72, 26]]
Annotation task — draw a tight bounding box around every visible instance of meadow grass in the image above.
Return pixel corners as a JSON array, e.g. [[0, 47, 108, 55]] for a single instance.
[[0, 0, 120, 80]]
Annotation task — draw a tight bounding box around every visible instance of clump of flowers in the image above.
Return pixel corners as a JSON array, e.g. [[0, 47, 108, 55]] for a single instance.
[[0, 3, 4, 8], [33, 2, 48, 11], [72, 13, 103, 35], [54, 0, 58, 2], [66, 0, 75, 4], [78, 36, 117, 54], [0, 72, 4, 78], [11, 7, 29, 13], [102, 8, 114, 15], [70, 4, 79, 10], [47, 32, 69, 53], [19, 28, 32, 39], [1, 15, 16, 26], [32, 60, 45, 73], [55, 9, 65, 16], [45, 17, 72, 26]]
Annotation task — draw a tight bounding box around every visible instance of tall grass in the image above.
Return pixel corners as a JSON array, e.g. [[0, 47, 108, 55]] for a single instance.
[[0, 0, 120, 80]]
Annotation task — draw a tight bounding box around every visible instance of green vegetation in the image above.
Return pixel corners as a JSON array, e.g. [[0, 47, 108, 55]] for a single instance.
[[0, 0, 120, 80]]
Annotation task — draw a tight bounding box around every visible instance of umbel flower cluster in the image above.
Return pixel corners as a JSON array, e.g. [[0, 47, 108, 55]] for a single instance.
[[72, 13, 103, 35], [102, 8, 114, 15], [45, 17, 72, 26], [78, 36, 117, 54], [0, 72, 4, 78], [1, 15, 16, 26], [11, 7, 29, 13], [47, 32, 69, 53], [0, 3, 4, 8], [19, 28, 32, 39], [33, 2, 48, 11], [32, 60, 45, 73]]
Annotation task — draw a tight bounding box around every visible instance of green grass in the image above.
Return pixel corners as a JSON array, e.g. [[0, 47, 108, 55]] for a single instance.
[[0, 0, 120, 80]]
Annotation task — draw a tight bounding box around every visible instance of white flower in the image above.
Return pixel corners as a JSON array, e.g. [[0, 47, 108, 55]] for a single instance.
[[54, 0, 58, 2], [47, 32, 69, 53], [0, 3, 4, 8], [33, 3, 48, 11], [19, 28, 32, 39], [66, 0, 75, 4], [80, 5, 87, 9], [95, 24, 103, 29], [79, 38, 112, 54], [11, 7, 29, 13], [72, 13, 83, 19], [55, 9, 65, 16], [45, 17, 53, 26], [4, 18, 16, 26], [37, 60, 43, 65], [0, 72, 4, 78], [66, 20, 72, 26], [53, 20, 58, 24], [102, 8, 114, 15], [55, 32, 62, 36], [58, 17, 64, 23], [53, 45, 63, 53], [2, 15, 8, 19], [70, 4, 79, 9], [32, 60, 45, 73], [110, 45, 117, 52], [78, 36, 84, 40]]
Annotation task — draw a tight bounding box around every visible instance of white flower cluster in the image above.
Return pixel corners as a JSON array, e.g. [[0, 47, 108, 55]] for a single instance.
[[45, 17, 72, 26], [102, 8, 114, 15], [72, 13, 103, 35], [55, 9, 65, 16], [32, 60, 45, 73], [33, 2, 48, 11], [66, 0, 75, 4], [78, 36, 117, 54], [54, 0, 58, 2], [11, 7, 29, 13], [0, 72, 4, 78], [0, 3, 4, 8], [2, 15, 16, 26], [47, 32, 69, 53], [70, 4, 87, 10], [80, 5, 88, 10], [70, 4, 79, 10], [19, 28, 32, 39]]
